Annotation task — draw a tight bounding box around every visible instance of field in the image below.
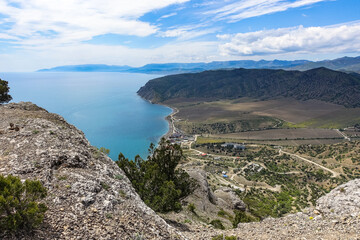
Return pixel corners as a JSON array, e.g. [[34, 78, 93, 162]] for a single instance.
[[210, 128, 342, 140], [166, 97, 360, 140], [167, 97, 357, 124], [196, 136, 346, 146]]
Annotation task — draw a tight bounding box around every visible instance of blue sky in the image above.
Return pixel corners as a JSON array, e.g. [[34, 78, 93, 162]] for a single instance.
[[0, 0, 359, 71]]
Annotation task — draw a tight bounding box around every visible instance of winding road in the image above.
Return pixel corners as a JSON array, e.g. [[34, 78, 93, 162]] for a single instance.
[[279, 149, 340, 178]]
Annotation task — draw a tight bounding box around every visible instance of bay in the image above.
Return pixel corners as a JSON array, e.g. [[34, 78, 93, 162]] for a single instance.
[[2, 72, 172, 160]]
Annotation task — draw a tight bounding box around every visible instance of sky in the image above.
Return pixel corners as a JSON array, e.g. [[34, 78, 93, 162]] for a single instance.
[[0, 0, 359, 71]]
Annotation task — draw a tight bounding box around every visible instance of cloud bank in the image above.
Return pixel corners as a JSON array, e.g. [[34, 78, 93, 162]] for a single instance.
[[218, 21, 360, 56], [0, 0, 188, 46]]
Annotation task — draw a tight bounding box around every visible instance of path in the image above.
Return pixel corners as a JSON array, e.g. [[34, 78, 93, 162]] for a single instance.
[[279, 149, 340, 178], [335, 129, 351, 141]]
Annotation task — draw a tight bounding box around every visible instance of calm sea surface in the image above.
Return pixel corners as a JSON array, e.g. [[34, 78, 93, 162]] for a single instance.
[[2, 72, 172, 160]]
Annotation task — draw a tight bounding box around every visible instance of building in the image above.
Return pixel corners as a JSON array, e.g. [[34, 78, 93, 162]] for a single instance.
[[221, 142, 246, 150]]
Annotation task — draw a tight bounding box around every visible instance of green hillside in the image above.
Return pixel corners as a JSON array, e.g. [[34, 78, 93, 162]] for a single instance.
[[138, 67, 360, 108]]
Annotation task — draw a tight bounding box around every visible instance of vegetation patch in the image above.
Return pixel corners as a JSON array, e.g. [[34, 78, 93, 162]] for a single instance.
[[117, 138, 197, 213], [0, 175, 47, 233]]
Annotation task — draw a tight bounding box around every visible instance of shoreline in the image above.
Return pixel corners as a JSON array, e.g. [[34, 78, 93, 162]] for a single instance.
[[138, 96, 179, 141], [162, 106, 179, 140]]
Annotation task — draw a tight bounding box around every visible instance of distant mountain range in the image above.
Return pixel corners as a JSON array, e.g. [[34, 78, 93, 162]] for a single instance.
[[38, 59, 311, 74], [137, 67, 360, 108], [289, 56, 360, 73], [38, 56, 360, 74]]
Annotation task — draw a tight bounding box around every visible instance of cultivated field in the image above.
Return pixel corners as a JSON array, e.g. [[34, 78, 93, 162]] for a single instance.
[[166, 97, 360, 134], [210, 128, 342, 140], [196, 136, 346, 146]]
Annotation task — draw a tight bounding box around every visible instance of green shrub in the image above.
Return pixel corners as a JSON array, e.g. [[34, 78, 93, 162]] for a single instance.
[[232, 210, 255, 228], [116, 138, 197, 213], [187, 203, 196, 213], [212, 234, 237, 240], [218, 209, 233, 220], [99, 147, 110, 156], [0, 79, 12, 104], [0, 175, 47, 232], [210, 219, 225, 230]]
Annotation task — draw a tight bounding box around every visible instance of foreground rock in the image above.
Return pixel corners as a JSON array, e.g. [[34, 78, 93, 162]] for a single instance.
[[180, 178, 360, 240], [0, 102, 181, 240]]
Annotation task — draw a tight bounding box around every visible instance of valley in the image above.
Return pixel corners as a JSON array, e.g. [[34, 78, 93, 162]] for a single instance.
[[146, 67, 360, 231]]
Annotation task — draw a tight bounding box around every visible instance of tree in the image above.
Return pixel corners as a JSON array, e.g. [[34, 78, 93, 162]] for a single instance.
[[0, 175, 47, 232], [116, 138, 196, 212], [0, 79, 12, 104]]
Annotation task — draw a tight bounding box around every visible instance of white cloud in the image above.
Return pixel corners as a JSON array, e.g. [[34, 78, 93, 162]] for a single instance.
[[206, 0, 328, 22], [218, 21, 360, 56], [158, 24, 218, 40], [0, 0, 189, 46], [158, 12, 178, 20]]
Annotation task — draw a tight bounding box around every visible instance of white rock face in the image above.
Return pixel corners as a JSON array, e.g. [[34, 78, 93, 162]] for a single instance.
[[316, 178, 360, 217]]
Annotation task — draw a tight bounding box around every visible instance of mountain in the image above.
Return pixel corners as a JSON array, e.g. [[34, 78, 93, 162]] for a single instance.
[[38, 56, 360, 74], [37, 59, 310, 74], [291, 56, 360, 73], [137, 67, 360, 108], [38, 64, 132, 72]]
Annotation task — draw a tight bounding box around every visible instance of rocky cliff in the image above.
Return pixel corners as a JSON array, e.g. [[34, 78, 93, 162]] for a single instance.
[[0, 102, 181, 240], [1, 102, 359, 240]]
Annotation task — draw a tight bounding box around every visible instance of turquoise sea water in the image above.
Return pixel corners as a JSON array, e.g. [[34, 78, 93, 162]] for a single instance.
[[2, 72, 172, 160]]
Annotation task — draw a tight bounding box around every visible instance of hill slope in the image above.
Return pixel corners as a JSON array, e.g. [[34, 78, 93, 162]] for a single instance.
[[137, 67, 360, 108]]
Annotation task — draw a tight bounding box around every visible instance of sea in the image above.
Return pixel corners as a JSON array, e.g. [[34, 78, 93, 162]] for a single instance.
[[2, 72, 172, 160]]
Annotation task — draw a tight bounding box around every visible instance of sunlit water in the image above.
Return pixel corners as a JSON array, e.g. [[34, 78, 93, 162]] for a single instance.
[[2, 72, 172, 160]]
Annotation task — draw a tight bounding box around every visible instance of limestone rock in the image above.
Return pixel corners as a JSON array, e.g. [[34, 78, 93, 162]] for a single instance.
[[214, 187, 246, 211], [0, 102, 182, 240], [316, 178, 360, 217]]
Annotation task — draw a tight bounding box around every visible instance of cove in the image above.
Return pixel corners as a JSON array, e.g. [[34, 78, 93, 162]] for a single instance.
[[3, 72, 172, 160]]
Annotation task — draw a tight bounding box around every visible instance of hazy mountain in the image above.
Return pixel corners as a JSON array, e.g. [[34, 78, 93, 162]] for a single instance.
[[138, 67, 360, 108], [37, 60, 310, 74], [291, 56, 360, 73], [38, 64, 132, 72]]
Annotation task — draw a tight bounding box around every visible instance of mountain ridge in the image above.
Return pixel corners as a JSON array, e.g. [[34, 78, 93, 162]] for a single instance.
[[137, 67, 360, 108], [37, 56, 360, 74], [37, 59, 310, 74]]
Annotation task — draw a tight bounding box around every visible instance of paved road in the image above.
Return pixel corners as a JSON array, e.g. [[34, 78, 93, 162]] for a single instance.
[[279, 149, 340, 178]]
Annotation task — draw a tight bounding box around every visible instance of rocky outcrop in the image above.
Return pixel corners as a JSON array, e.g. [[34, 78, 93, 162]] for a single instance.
[[0, 102, 181, 240], [185, 169, 217, 206], [214, 188, 246, 211], [316, 178, 360, 217], [181, 179, 360, 240]]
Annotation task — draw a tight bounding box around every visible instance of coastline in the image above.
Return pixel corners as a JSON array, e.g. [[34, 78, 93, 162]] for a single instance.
[[162, 106, 179, 140], [139, 96, 178, 141]]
